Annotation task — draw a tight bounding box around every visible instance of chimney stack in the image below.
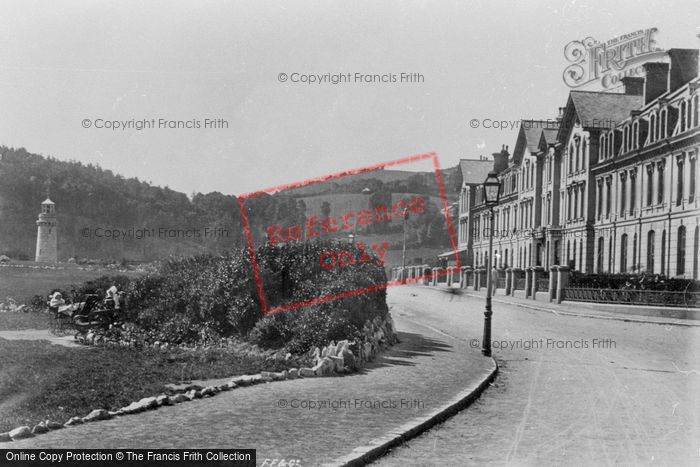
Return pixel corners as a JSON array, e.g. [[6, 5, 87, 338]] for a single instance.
[[621, 76, 644, 96], [556, 107, 565, 123], [667, 48, 699, 92], [642, 62, 669, 105], [492, 144, 509, 173]]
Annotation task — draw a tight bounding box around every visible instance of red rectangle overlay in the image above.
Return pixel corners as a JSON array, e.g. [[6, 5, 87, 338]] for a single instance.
[[238, 152, 460, 315]]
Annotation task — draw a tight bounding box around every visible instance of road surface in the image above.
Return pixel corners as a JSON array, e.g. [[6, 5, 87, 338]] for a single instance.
[[375, 286, 700, 466]]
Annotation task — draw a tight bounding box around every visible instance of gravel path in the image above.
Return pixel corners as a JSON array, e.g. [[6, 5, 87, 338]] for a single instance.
[[0, 329, 84, 348]]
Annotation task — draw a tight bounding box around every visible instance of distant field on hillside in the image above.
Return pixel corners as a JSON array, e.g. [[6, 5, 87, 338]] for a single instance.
[[284, 169, 445, 196], [299, 193, 445, 222], [0, 263, 143, 303]]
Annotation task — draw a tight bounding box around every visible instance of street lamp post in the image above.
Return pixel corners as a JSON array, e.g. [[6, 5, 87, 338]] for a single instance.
[[482, 171, 500, 357]]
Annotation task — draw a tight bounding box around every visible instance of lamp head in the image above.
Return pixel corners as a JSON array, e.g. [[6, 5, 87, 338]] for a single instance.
[[483, 171, 500, 205]]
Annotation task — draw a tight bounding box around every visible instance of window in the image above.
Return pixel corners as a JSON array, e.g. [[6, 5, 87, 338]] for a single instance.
[[608, 236, 614, 272], [597, 237, 604, 272], [605, 178, 612, 217], [568, 145, 574, 174], [620, 174, 627, 216], [650, 113, 656, 142], [550, 155, 554, 181], [600, 135, 606, 159], [690, 154, 696, 202], [597, 181, 603, 219], [620, 234, 628, 272], [632, 233, 638, 273], [574, 187, 579, 219], [646, 165, 654, 206], [680, 100, 687, 132], [647, 230, 655, 273], [630, 172, 636, 214], [660, 109, 667, 139], [677, 156, 684, 206], [677, 226, 686, 275], [657, 162, 664, 205], [661, 230, 666, 275], [632, 121, 639, 149], [694, 226, 699, 279], [693, 95, 699, 127]]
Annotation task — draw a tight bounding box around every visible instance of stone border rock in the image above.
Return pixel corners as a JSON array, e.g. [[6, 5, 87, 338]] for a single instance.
[[0, 315, 398, 443], [325, 358, 499, 467]]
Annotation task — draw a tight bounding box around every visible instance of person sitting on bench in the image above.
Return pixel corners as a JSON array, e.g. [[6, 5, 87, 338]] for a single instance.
[[105, 285, 121, 310], [48, 291, 65, 313]]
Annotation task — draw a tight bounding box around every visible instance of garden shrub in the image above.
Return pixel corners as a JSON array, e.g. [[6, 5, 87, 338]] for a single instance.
[[78, 240, 389, 351]]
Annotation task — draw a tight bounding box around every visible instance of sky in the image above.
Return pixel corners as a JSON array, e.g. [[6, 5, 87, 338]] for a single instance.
[[1, 0, 699, 197]]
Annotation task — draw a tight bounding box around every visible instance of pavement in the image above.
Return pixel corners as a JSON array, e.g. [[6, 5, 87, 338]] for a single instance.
[[374, 286, 700, 466], [440, 284, 700, 327], [6, 287, 496, 466]]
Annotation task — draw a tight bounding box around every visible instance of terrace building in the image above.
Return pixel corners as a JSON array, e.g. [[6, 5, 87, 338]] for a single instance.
[[592, 49, 700, 278], [443, 47, 700, 280], [441, 157, 493, 268], [470, 123, 558, 271]]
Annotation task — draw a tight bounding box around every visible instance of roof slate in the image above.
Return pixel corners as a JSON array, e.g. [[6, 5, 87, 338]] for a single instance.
[[458, 159, 493, 185]]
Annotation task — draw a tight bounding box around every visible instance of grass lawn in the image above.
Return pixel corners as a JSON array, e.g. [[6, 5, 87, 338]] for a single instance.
[[0, 338, 293, 433], [0, 263, 143, 304]]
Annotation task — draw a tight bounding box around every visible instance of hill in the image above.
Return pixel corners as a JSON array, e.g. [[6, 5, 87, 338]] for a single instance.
[[0, 146, 459, 264]]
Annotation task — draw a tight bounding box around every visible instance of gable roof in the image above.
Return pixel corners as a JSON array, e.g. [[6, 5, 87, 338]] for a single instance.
[[557, 91, 643, 141], [458, 159, 493, 186], [512, 121, 548, 165], [522, 125, 545, 154], [542, 127, 559, 146]]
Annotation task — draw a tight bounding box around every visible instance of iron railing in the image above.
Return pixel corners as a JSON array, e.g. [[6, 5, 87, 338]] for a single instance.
[[562, 288, 700, 308]]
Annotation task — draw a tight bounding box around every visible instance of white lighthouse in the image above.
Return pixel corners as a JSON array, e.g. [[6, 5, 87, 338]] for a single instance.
[[35, 198, 58, 263]]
